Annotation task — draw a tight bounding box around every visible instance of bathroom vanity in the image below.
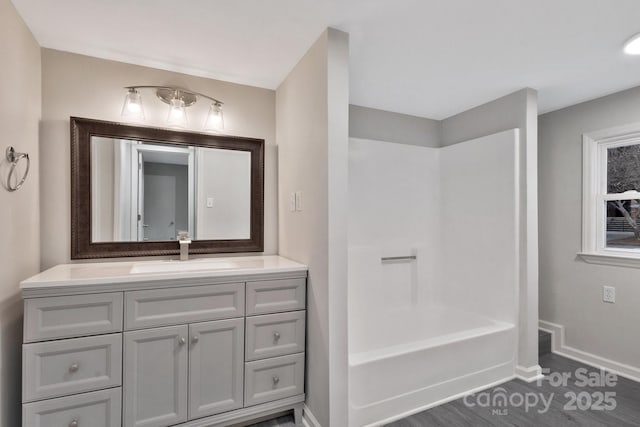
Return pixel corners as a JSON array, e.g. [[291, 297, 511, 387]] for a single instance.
[[20, 256, 307, 427]]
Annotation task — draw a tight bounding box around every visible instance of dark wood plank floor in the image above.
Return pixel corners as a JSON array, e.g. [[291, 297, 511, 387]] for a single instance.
[[387, 354, 640, 427], [247, 415, 296, 427], [245, 354, 640, 427]]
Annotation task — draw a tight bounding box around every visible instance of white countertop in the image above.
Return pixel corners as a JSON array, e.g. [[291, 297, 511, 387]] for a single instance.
[[21, 255, 308, 292]]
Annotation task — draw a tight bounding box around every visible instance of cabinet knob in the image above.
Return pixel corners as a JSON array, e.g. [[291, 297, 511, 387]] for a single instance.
[[272, 375, 280, 386], [192, 335, 199, 344], [178, 337, 186, 346], [68, 363, 79, 373], [69, 419, 79, 427], [273, 331, 281, 342]]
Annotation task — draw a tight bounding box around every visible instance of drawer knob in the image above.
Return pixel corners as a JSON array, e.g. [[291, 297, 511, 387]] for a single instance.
[[273, 331, 281, 342], [178, 337, 186, 346], [272, 375, 280, 386], [68, 363, 79, 373], [69, 419, 79, 427], [192, 335, 199, 344]]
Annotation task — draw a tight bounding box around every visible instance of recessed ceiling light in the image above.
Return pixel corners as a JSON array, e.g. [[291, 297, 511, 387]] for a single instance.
[[623, 33, 640, 55]]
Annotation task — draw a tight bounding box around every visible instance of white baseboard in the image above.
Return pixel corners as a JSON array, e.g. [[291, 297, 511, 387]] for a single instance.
[[515, 364, 544, 382], [539, 320, 640, 383], [302, 404, 322, 427]]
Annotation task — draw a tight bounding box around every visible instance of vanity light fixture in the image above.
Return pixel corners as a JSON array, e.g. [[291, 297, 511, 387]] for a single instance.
[[204, 102, 224, 132], [122, 85, 224, 131], [623, 33, 640, 55], [121, 88, 145, 120], [166, 95, 188, 128]]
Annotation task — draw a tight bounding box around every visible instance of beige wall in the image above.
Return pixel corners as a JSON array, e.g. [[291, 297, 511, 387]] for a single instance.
[[0, 0, 41, 424], [277, 28, 349, 427], [91, 138, 115, 241], [539, 85, 640, 369], [40, 49, 277, 268], [441, 88, 540, 373]]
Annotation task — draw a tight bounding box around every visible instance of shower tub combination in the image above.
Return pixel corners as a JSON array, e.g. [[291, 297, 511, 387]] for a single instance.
[[348, 130, 520, 426]]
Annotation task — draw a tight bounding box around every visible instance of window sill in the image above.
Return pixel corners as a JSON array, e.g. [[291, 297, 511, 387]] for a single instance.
[[578, 252, 640, 268]]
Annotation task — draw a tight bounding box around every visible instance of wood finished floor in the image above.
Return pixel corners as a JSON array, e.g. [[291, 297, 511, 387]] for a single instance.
[[247, 354, 640, 427], [247, 415, 297, 427]]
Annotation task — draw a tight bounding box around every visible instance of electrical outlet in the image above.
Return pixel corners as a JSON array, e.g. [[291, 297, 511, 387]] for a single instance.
[[603, 286, 616, 303]]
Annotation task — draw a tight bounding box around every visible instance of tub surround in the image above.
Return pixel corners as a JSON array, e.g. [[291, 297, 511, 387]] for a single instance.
[[20, 255, 307, 427], [348, 131, 520, 426]]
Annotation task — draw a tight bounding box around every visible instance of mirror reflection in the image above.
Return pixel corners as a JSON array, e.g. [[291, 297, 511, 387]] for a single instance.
[[91, 137, 251, 242]]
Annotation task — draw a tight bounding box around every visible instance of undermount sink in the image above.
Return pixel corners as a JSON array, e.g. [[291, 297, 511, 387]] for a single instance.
[[130, 259, 240, 274]]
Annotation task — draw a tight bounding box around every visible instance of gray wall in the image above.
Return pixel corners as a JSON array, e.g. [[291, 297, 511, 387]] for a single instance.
[[0, 0, 41, 424], [349, 104, 440, 147], [40, 49, 277, 268], [539, 86, 640, 369], [442, 88, 540, 373], [277, 28, 349, 427]]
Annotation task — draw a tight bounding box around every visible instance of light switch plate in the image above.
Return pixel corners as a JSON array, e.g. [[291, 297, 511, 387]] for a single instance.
[[295, 191, 302, 211], [206, 197, 214, 208]]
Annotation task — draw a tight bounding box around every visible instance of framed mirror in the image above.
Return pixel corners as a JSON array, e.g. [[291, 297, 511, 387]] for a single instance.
[[71, 117, 264, 259]]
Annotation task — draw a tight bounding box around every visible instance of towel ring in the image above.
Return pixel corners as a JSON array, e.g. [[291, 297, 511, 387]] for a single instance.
[[6, 147, 30, 192]]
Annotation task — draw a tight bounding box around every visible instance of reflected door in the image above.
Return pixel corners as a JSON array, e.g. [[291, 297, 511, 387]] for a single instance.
[[144, 174, 177, 241]]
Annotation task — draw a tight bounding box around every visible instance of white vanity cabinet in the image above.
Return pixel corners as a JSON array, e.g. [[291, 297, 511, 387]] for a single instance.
[[123, 325, 189, 427], [21, 256, 307, 427]]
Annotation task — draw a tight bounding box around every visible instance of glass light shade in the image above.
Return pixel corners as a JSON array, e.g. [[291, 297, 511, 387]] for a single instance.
[[204, 103, 224, 132], [121, 89, 145, 120], [166, 97, 187, 127], [624, 33, 640, 55]]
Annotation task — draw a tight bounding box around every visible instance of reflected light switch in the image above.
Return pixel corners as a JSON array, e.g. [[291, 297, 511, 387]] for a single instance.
[[206, 197, 214, 208], [289, 193, 296, 212]]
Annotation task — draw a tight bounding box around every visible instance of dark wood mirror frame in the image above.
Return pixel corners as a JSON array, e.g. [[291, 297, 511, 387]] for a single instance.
[[70, 117, 264, 259]]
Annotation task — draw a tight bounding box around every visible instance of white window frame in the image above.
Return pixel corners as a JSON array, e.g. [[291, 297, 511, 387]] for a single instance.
[[580, 122, 640, 268]]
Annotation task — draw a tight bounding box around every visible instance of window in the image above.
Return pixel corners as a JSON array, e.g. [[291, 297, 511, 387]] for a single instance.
[[581, 124, 640, 267]]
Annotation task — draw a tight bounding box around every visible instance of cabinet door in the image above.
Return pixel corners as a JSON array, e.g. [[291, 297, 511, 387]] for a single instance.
[[189, 318, 244, 419], [124, 325, 188, 427]]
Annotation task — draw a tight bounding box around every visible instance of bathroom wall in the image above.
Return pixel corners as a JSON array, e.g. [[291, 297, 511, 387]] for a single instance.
[[0, 0, 41, 424], [277, 28, 349, 427], [91, 139, 115, 241], [539, 85, 640, 370], [349, 105, 441, 147], [40, 49, 277, 268], [441, 88, 540, 375]]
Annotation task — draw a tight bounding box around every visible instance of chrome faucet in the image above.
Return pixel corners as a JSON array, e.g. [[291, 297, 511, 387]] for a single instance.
[[177, 231, 191, 261]]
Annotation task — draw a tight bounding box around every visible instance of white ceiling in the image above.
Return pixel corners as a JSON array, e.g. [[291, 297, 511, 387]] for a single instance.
[[11, 0, 640, 119]]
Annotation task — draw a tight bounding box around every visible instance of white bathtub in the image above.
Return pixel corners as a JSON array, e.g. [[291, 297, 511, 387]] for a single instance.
[[348, 306, 516, 426]]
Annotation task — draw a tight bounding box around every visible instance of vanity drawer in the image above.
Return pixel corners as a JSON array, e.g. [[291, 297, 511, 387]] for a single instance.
[[125, 283, 244, 330], [24, 293, 123, 343], [23, 387, 121, 427], [23, 334, 122, 402], [244, 353, 305, 406], [246, 278, 306, 315], [245, 311, 306, 361]]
